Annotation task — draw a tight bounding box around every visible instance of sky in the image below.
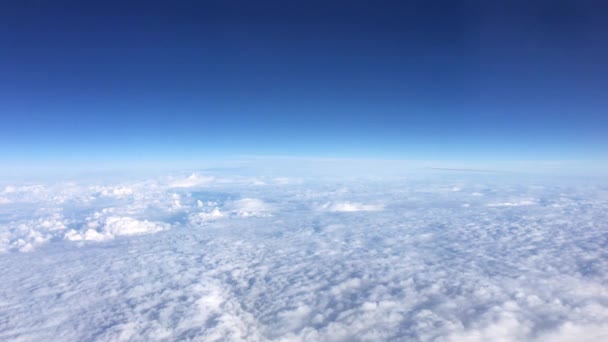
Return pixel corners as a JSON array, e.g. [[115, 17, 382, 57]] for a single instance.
[[1, 0, 607, 167], [2, 3, 608, 340]]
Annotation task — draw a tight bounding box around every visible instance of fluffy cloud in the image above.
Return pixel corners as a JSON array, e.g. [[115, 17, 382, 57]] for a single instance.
[[189, 207, 225, 225], [1, 213, 68, 253], [65, 216, 169, 242]]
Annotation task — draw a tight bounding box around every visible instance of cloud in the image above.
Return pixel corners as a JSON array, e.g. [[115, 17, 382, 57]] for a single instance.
[[65, 216, 169, 242], [169, 173, 214, 188], [316, 201, 384, 212], [487, 199, 537, 207], [230, 198, 272, 217], [1, 213, 68, 253], [273, 177, 303, 185], [188, 198, 273, 224], [1, 173, 608, 341], [94, 186, 134, 198], [189, 207, 225, 225]]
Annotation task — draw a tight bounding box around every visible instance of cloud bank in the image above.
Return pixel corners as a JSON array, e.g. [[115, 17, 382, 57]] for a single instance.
[[1, 172, 608, 341]]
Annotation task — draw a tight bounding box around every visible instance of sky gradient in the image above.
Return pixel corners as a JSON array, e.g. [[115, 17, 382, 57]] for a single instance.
[[1, 1, 607, 165]]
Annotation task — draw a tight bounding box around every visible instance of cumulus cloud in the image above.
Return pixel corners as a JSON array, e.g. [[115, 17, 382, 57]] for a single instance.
[[189, 207, 225, 225], [187, 198, 272, 224], [65, 216, 169, 242], [1, 213, 68, 253]]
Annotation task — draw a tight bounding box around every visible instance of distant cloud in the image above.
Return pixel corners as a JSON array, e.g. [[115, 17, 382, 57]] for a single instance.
[[93, 186, 134, 198], [487, 199, 536, 207], [230, 198, 272, 217], [169, 173, 214, 188], [317, 201, 384, 212], [189, 207, 225, 225], [65, 216, 169, 242], [273, 177, 303, 185]]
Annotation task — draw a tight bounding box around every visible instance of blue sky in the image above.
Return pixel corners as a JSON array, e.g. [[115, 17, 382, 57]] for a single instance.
[[1, 1, 607, 167]]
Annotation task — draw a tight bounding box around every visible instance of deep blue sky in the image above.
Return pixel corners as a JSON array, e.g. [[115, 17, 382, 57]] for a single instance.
[[1, 0, 607, 165]]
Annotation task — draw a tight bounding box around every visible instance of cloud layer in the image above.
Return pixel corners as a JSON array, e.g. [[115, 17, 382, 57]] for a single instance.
[[1, 173, 608, 341]]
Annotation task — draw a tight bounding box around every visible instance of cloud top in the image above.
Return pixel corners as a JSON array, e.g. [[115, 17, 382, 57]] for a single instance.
[[317, 201, 384, 212], [1, 173, 607, 341]]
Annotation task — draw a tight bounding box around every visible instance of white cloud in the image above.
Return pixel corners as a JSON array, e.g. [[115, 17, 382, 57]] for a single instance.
[[540, 322, 608, 342], [1, 213, 68, 253], [1, 173, 608, 341], [316, 201, 384, 212], [189, 207, 225, 225], [230, 198, 272, 217], [274, 177, 303, 185], [102, 216, 169, 236], [487, 199, 537, 207], [65, 216, 169, 242], [95, 186, 134, 198], [169, 173, 214, 188], [3, 185, 16, 193]]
